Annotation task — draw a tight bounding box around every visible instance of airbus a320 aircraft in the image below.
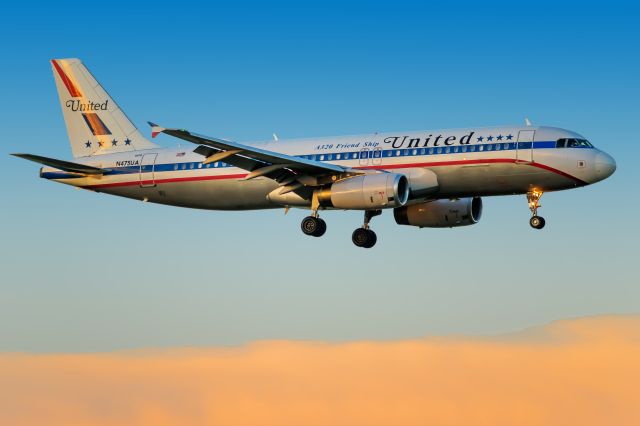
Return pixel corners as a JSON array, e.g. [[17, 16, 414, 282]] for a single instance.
[[13, 59, 616, 248]]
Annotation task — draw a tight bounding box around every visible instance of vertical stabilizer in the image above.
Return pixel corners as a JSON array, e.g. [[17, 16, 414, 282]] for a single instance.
[[51, 58, 158, 158]]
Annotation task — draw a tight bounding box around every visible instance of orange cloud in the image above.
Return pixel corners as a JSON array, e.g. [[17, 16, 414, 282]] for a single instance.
[[1, 316, 639, 426]]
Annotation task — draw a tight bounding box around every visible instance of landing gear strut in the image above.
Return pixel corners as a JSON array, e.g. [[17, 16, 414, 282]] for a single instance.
[[352, 210, 381, 248], [527, 190, 546, 230]]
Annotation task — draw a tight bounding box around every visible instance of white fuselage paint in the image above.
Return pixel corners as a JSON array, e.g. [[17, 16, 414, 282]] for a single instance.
[[40, 125, 615, 210]]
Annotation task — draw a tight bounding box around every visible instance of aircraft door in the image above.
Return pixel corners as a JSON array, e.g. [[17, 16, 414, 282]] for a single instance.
[[516, 130, 535, 163], [139, 153, 158, 187]]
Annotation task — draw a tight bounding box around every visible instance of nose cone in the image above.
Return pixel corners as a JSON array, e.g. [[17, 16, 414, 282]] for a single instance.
[[595, 151, 616, 181]]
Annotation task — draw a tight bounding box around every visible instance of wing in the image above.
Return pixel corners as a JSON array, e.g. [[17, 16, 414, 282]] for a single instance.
[[11, 153, 108, 175], [149, 122, 359, 195]]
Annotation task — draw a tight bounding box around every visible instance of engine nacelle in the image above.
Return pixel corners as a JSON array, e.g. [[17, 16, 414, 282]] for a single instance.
[[317, 173, 409, 210], [394, 197, 483, 228]]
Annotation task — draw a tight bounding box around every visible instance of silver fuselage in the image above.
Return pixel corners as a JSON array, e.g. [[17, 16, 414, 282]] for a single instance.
[[40, 125, 616, 210]]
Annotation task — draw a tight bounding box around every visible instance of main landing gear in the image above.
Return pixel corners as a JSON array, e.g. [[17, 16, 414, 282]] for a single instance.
[[527, 190, 546, 230], [352, 210, 381, 249], [300, 209, 381, 248], [301, 213, 326, 237]]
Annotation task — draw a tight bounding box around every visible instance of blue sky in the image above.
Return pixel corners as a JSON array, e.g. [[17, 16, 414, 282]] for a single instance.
[[1, 1, 638, 351]]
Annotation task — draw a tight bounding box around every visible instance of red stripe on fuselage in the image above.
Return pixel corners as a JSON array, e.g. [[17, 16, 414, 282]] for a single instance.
[[77, 158, 587, 190], [359, 158, 587, 185], [84, 173, 248, 189], [51, 60, 83, 98]]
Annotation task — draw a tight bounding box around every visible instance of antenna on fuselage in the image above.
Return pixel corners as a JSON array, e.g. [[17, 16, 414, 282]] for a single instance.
[[525, 117, 532, 126], [273, 133, 279, 141]]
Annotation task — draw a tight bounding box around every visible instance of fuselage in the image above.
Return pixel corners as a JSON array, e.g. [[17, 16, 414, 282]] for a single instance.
[[41, 125, 616, 210]]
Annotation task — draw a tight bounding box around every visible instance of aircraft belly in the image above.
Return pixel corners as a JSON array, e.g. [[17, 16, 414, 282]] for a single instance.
[[432, 162, 575, 196]]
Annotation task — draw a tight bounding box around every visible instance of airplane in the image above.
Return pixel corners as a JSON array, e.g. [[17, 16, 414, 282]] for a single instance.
[[13, 58, 616, 248]]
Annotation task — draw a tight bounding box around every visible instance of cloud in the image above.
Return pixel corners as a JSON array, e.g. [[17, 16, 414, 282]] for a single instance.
[[1, 316, 639, 426]]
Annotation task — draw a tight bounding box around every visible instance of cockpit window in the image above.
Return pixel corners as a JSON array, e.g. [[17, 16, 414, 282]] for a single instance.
[[556, 138, 593, 148]]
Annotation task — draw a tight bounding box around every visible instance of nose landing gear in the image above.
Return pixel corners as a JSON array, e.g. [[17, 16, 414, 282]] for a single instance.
[[352, 210, 381, 248], [527, 190, 546, 229]]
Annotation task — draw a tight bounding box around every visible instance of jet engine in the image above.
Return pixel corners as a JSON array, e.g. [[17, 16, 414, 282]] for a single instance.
[[393, 197, 482, 228], [317, 173, 409, 210]]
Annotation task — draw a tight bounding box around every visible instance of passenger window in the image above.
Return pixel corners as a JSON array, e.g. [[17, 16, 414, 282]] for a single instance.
[[479, 145, 484, 151], [412, 149, 417, 156], [453, 146, 459, 153], [437, 147, 442, 154], [173, 164, 178, 170], [469, 146, 476, 152], [461, 146, 468, 153], [445, 147, 450, 153], [428, 148, 434, 155], [336, 153, 341, 160], [320, 155, 325, 161], [396, 150, 401, 156]]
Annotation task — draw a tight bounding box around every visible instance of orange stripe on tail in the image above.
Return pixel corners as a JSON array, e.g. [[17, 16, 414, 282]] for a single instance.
[[51, 59, 83, 98]]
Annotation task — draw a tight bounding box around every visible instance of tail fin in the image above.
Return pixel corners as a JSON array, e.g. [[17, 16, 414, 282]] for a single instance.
[[51, 58, 158, 158]]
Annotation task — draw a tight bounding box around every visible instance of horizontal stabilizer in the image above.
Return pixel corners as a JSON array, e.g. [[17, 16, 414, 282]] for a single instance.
[[11, 153, 108, 175]]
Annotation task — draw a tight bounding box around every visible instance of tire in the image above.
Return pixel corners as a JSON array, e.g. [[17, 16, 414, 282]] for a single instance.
[[301, 216, 320, 236], [313, 218, 327, 237], [352, 228, 369, 247], [363, 230, 377, 248], [352, 228, 376, 248], [530, 216, 546, 229]]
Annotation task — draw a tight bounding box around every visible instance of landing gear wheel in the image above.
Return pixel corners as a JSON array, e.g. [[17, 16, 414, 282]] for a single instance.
[[301, 216, 326, 237], [529, 216, 546, 229], [352, 228, 377, 248], [315, 218, 327, 237], [363, 229, 377, 248]]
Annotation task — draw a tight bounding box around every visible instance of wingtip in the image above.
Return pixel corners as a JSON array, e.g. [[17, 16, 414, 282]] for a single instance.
[[148, 121, 165, 139]]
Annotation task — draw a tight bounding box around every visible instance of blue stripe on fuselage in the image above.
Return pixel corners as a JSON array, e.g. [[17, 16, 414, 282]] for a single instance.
[[41, 141, 590, 180]]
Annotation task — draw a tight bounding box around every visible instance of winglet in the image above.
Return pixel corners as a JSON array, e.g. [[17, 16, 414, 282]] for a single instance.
[[148, 121, 165, 138]]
